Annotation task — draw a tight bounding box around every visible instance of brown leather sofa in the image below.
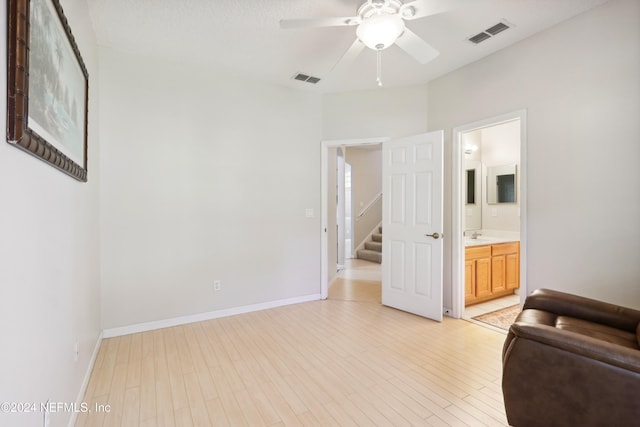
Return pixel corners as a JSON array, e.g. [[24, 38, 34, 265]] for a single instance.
[[502, 288, 640, 427]]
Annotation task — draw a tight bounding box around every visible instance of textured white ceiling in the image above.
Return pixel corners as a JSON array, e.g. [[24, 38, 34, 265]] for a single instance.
[[86, 0, 610, 93]]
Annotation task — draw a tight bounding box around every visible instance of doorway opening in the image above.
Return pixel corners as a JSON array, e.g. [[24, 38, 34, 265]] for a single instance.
[[321, 138, 387, 300], [451, 110, 527, 322], [322, 132, 445, 321], [330, 144, 384, 304]]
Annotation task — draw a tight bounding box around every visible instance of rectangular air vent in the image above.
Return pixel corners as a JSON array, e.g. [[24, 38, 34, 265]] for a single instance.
[[293, 73, 321, 84], [468, 32, 491, 44], [486, 22, 510, 36], [468, 20, 512, 44]]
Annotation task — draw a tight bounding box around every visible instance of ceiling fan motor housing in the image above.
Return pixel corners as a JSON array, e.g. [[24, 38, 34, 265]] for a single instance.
[[358, 0, 403, 19]]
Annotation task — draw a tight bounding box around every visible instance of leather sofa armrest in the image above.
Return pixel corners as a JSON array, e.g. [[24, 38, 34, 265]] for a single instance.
[[524, 288, 640, 332], [506, 322, 640, 373]]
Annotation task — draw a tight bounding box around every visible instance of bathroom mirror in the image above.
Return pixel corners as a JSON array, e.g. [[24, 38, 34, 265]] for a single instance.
[[464, 161, 482, 230], [487, 164, 517, 204], [466, 169, 476, 204]]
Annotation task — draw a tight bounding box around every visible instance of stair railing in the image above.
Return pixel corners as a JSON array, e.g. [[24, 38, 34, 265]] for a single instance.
[[356, 192, 382, 221]]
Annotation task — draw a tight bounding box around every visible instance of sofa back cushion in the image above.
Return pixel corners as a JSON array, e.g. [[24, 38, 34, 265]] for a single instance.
[[556, 316, 638, 349]]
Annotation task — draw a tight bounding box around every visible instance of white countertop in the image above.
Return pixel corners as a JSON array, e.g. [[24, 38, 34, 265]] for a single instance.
[[464, 236, 519, 247]]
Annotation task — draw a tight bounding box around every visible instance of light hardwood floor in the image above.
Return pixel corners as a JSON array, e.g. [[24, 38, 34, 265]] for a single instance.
[[328, 258, 382, 304], [77, 272, 510, 426]]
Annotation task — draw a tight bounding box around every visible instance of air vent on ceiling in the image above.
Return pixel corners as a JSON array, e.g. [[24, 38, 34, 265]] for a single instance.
[[468, 32, 491, 44], [293, 73, 321, 84], [468, 20, 512, 44], [486, 22, 510, 36]]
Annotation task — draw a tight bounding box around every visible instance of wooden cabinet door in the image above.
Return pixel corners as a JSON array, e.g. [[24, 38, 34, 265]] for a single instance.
[[465, 260, 476, 304], [505, 253, 519, 290], [465, 242, 519, 306], [492, 255, 506, 293], [475, 258, 492, 298]]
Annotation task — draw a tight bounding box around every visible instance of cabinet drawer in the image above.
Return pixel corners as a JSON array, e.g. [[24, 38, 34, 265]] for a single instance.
[[465, 245, 491, 259], [492, 242, 519, 256]]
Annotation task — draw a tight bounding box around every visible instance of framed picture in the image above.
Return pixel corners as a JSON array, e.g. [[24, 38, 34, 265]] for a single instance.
[[7, 0, 89, 181]]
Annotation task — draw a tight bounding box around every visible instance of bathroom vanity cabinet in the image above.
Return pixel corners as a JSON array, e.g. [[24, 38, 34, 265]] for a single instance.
[[465, 241, 520, 305]]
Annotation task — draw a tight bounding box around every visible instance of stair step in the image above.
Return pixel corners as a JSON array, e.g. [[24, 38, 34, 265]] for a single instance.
[[357, 249, 382, 264], [365, 241, 382, 252], [371, 233, 382, 243]]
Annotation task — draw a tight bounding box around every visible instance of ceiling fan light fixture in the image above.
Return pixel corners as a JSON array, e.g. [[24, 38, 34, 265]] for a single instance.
[[356, 13, 405, 50]]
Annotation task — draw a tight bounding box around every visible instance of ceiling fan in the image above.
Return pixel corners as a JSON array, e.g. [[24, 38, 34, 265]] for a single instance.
[[280, 0, 460, 85]]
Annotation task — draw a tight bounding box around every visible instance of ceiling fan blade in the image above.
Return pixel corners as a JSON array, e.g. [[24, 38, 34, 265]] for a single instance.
[[399, 0, 464, 20], [280, 16, 359, 30], [395, 28, 439, 64], [329, 38, 366, 73]]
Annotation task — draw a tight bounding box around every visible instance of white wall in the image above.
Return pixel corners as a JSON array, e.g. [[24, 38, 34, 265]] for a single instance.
[[322, 84, 429, 140], [481, 121, 521, 167], [0, 0, 101, 426], [99, 48, 323, 329], [428, 0, 640, 308]]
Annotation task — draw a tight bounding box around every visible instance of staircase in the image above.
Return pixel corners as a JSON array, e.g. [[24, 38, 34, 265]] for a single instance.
[[357, 226, 382, 264]]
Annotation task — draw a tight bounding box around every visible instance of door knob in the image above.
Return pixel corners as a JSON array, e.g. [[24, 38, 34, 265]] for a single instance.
[[425, 232, 441, 239]]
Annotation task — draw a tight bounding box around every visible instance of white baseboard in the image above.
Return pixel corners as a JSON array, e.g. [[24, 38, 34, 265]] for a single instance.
[[102, 293, 322, 338], [68, 330, 103, 427]]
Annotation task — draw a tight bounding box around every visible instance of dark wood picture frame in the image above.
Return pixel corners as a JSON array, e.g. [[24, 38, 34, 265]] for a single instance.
[[7, 0, 89, 181]]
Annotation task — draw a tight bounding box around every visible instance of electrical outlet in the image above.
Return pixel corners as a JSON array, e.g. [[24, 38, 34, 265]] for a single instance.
[[213, 280, 221, 291]]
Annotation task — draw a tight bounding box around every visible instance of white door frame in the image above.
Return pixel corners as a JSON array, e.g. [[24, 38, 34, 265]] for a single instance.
[[321, 137, 389, 299], [451, 110, 528, 318]]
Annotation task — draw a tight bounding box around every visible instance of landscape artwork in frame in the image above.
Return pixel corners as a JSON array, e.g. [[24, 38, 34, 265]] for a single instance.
[[7, 0, 89, 181]]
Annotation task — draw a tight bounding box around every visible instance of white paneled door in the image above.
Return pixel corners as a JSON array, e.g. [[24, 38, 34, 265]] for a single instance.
[[382, 131, 444, 321]]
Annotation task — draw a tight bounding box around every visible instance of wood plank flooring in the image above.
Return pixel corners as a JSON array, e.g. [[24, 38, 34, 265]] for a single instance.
[[77, 291, 509, 426], [328, 278, 381, 304]]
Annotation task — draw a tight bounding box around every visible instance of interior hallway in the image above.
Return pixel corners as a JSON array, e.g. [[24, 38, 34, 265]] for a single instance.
[[328, 259, 381, 304], [329, 259, 519, 331]]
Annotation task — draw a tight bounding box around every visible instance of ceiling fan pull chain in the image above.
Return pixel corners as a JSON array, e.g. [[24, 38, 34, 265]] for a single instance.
[[377, 49, 383, 86]]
